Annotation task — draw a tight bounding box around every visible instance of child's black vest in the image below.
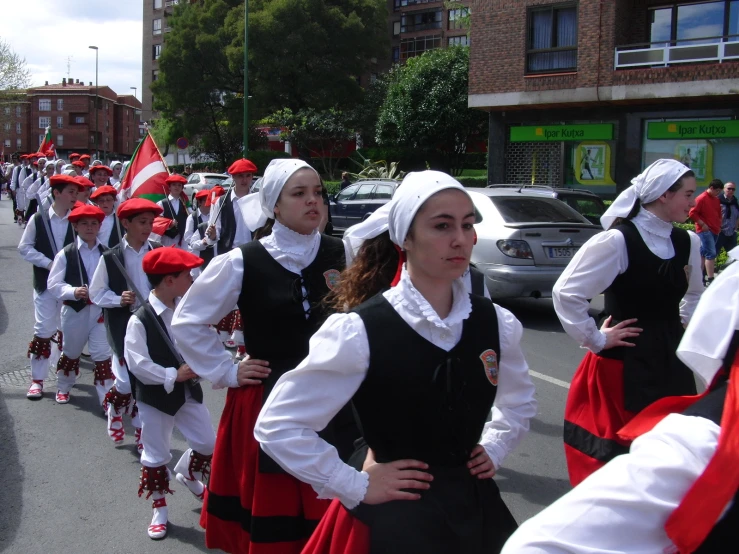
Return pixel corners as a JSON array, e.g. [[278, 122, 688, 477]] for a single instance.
[[107, 214, 122, 248], [192, 213, 214, 267], [161, 198, 188, 243], [130, 303, 203, 416], [217, 193, 241, 253], [32, 212, 74, 293], [62, 242, 106, 312]]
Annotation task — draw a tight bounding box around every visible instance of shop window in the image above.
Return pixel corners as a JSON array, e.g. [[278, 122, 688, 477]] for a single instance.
[[649, 1, 739, 46], [401, 10, 442, 33], [448, 7, 470, 31], [400, 34, 442, 61], [39, 99, 51, 111], [527, 4, 578, 73]]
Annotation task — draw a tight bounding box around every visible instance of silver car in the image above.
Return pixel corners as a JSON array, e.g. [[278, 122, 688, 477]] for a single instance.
[[469, 189, 601, 299], [184, 172, 230, 201]]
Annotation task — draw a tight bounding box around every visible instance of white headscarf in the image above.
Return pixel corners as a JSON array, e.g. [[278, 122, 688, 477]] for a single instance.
[[110, 160, 122, 170], [239, 158, 319, 232], [343, 202, 392, 264], [388, 170, 470, 246], [678, 246, 739, 386], [600, 159, 691, 230]]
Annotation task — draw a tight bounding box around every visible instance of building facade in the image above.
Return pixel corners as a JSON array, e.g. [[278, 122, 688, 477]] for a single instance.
[[0, 80, 142, 161], [142, 0, 182, 124], [469, 0, 739, 195]]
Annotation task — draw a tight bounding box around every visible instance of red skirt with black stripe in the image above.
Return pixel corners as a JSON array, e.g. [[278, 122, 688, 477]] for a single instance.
[[200, 385, 331, 554], [563, 352, 636, 486]]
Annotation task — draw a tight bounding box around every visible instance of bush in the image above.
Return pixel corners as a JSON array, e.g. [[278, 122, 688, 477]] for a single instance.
[[457, 176, 488, 188], [324, 181, 341, 195]]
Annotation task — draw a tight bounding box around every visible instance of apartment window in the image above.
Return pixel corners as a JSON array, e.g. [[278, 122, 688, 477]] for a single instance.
[[152, 69, 160, 81], [16, 123, 22, 134], [153, 18, 162, 35], [90, 134, 96, 144], [153, 44, 162, 60], [75, 116, 85, 124], [57, 98, 63, 110], [3, 107, 8, 115], [106, 120, 110, 129], [154, 0, 162, 8], [448, 35, 470, 47], [126, 125, 130, 134], [527, 4, 578, 73], [57, 116, 63, 128], [39, 99, 51, 111], [3, 123, 9, 131], [105, 102, 109, 112], [393, 21, 401, 36], [400, 34, 441, 61], [15, 106, 21, 117], [400, 10, 442, 33], [4, 139, 10, 148], [39, 134, 46, 145], [16, 139, 21, 149], [105, 137, 109, 146], [392, 46, 400, 63], [39, 117, 51, 129], [649, 1, 739, 46], [448, 7, 470, 31]]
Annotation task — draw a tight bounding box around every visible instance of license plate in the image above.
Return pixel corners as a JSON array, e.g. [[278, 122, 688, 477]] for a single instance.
[[547, 247, 576, 258]]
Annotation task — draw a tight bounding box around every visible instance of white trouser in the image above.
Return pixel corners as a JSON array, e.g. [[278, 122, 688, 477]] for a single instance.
[[138, 393, 215, 467], [56, 304, 113, 395], [30, 289, 60, 381], [112, 356, 132, 395]]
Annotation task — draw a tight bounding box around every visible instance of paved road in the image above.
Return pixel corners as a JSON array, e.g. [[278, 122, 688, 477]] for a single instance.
[[0, 197, 592, 553]]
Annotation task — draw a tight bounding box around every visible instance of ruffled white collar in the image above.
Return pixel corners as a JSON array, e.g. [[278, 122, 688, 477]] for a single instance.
[[261, 220, 321, 270], [385, 266, 471, 331], [633, 208, 674, 239]]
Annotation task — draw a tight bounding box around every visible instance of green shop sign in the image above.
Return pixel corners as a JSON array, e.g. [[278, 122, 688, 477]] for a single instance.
[[510, 124, 613, 142], [647, 120, 739, 140]]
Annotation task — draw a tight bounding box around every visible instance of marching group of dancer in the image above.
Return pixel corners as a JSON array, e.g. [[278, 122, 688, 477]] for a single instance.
[[9, 150, 738, 552]]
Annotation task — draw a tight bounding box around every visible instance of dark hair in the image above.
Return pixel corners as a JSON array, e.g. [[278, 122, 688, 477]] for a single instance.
[[709, 178, 724, 190], [147, 270, 183, 287], [50, 183, 77, 198], [327, 231, 399, 311], [252, 218, 275, 240]]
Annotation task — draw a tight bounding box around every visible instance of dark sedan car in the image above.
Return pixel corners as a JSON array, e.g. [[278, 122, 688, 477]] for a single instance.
[[329, 179, 400, 234]]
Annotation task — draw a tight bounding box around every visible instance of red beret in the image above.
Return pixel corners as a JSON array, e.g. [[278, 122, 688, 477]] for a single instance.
[[165, 174, 187, 185], [32, 161, 39, 166], [74, 176, 95, 189], [227, 158, 257, 175], [206, 185, 226, 206], [49, 174, 79, 189], [69, 204, 105, 224], [79, 154, 91, 161], [69, 153, 81, 160], [194, 190, 210, 201], [90, 185, 118, 200], [89, 165, 113, 176], [72, 161, 85, 168], [73, 201, 87, 210], [117, 198, 163, 220], [44, 150, 55, 158], [142, 247, 204, 275]]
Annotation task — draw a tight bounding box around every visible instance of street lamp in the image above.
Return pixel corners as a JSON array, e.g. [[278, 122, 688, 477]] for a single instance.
[[130, 86, 137, 100], [89, 46, 99, 159]]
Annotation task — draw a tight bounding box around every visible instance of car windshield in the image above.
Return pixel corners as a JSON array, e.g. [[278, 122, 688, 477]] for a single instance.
[[203, 176, 228, 185], [490, 196, 587, 223]]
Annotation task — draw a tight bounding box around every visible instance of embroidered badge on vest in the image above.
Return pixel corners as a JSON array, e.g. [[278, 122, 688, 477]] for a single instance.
[[480, 349, 499, 386], [323, 269, 341, 290]]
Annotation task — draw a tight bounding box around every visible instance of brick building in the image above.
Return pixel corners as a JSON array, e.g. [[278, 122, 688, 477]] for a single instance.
[[0, 80, 142, 162], [469, 0, 739, 195]]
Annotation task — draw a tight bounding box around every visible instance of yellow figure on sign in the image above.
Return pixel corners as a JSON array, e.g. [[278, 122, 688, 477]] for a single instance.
[[574, 142, 616, 186]]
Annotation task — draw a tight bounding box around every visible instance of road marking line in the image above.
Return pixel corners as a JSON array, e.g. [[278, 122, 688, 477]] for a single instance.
[[530, 370, 570, 389]]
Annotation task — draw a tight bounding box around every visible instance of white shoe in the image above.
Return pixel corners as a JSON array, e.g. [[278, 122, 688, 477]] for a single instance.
[[148, 495, 168, 540], [26, 380, 43, 400], [176, 472, 205, 501]]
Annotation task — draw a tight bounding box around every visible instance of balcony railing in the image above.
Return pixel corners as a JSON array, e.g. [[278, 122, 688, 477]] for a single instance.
[[165, 0, 179, 7], [615, 35, 739, 69]]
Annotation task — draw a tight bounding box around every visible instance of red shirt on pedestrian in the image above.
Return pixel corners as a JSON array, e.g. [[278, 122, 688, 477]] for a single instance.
[[689, 191, 721, 234]]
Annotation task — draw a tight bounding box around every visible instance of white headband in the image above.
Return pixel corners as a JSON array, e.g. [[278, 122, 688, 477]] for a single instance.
[[600, 159, 690, 230], [388, 170, 470, 246]]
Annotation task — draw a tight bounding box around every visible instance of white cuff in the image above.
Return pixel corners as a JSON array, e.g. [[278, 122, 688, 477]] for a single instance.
[[587, 330, 608, 353], [225, 363, 240, 388], [163, 367, 178, 393], [316, 461, 368, 510], [480, 439, 505, 471]]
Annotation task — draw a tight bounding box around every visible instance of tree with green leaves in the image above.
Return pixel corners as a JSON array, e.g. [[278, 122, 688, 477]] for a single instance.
[[376, 46, 487, 176], [267, 107, 354, 179], [0, 39, 31, 136]]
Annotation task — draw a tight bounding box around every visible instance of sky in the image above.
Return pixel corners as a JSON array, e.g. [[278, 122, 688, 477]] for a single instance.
[[3, 0, 143, 98]]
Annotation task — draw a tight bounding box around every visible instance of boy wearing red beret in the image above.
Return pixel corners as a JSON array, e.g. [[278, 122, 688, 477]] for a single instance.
[[47, 205, 114, 405], [90, 198, 163, 447], [18, 175, 79, 399], [90, 185, 122, 247], [185, 189, 214, 275], [157, 174, 190, 249], [125, 247, 215, 540]]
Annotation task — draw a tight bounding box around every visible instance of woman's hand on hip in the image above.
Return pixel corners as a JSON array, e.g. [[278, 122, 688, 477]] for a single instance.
[[601, 316, 642, 350], [236, 356, 270, 386], [362, 448, 433, 505]]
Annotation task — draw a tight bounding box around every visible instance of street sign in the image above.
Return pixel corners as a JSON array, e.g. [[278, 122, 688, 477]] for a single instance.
[[510, 124, 614, 142], [176, 137, 189, 149], [647, 120, 739, 140]]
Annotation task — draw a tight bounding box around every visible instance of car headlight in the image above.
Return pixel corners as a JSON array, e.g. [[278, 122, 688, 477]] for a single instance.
[[496, 239, 534, 259]]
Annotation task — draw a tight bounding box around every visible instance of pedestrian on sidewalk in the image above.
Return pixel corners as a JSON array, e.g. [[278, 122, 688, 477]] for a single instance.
[[553, 159, 704, 487], [47, 204, 114, 406], [18, 174, 78, 400], [255, 170, 537, 554], [172, 158, 357, 554], [89, 198, 163, 449], [124, 247, 215, 540], [690, 178, 724, 286], [716, 180, 739, 255]]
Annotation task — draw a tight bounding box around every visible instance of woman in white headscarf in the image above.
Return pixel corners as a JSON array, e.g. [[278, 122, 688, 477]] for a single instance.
[[254, 170, 537, 554], [553, 159, 704, 486], [171, 158, 357, 554]]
